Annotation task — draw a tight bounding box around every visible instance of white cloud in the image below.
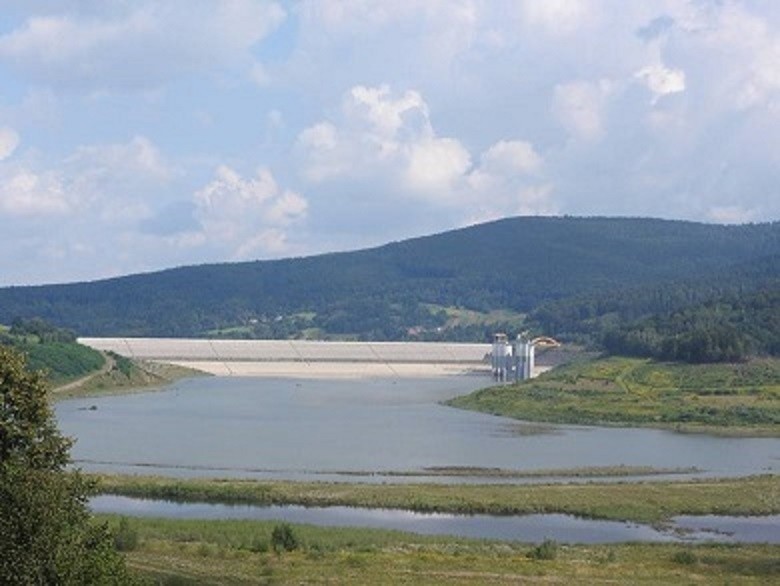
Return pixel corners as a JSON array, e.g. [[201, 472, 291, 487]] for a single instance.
[[405, 138, 471, 194], [67, 135, 172, 181], [552, 79, 616, 141], [479, 140, 543, 175], [0, 1, 286, 90], [0, 168, 68, 216], [635, 63, 686, 102], [0, 127, 20, 160], [193, 165, 307, 259], [298, 85, 554, 220], [520, 0, 596, 36], [297, 85, 442, 189]]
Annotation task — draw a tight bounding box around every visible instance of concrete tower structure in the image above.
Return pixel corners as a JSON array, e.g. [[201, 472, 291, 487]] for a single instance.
[[490, 332, 560, 382]]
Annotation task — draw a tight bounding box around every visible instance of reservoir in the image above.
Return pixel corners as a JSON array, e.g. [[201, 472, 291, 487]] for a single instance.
[[55, 376, 779, 482]]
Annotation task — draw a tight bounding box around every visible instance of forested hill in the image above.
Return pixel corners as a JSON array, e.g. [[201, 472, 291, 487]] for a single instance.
[[1, 216, 778, 339]]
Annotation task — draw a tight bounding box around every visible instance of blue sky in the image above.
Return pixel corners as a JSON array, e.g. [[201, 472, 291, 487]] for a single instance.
[[1, 1, 779, 285]]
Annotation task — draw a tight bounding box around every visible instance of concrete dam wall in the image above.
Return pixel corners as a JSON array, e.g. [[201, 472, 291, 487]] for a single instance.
[[79, 338, 492, 378]]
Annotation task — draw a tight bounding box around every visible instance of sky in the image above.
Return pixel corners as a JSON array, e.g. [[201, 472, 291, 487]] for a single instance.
[[1, 0, 779, 286]]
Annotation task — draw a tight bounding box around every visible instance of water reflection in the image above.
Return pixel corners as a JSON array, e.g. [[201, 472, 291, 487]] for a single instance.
[[90, 495, 780, 544]]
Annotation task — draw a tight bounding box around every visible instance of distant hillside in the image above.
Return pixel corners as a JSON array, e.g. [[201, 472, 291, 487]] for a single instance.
[[528, 254, 780, 360], [0, 216, 778, 340]]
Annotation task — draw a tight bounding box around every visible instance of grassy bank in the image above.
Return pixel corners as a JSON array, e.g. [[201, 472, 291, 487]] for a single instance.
[[101, 515, 779, 584], [55, 355, 206, 399], [447, 356, 780, 436], [94, 474, 780, 524]]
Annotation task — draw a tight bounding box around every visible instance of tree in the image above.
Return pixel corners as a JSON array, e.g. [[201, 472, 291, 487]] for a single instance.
[[0, 345, 131, 584]]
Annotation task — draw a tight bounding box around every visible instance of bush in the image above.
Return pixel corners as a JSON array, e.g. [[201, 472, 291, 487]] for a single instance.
[[271, 523, 299, 554], [528, 538, 559, 560], [113, 517, 139, 552]]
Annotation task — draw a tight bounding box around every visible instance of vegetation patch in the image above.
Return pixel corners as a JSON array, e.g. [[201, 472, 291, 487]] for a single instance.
[[93, 474, 780, 525], [0, 318, 106, 386], [447, 356, 780, 434], [55, 358, 206, 399], [99, 516, 780, 585]]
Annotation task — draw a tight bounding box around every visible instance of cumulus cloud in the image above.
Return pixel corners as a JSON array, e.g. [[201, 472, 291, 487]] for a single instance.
[[298, 85, 554, 220], [2, 1, 780, 285], [193, 166, 307, 259], [405, 138, 471, 194], [0, 1, 286, 90], [0, 127, 20, 160]]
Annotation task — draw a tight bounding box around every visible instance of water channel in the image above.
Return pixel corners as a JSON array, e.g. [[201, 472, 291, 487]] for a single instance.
[[56, 375, 780, 483], [90, 495, 780, 544]]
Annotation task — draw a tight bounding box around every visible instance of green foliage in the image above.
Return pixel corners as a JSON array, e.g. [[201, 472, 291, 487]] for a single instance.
[[9, 316, 76, 343], [0, 217, 777, 342], [448, 356, 780, 432], [113, 517, 139, 552], [95, 473, 780, 525], [0, 317, 105, 384], [0, 346, 131, 584], [529, 539, 559, 560], [599, 285, 780, 363], [23, 342, 105, 384], [271, 522, 300, 553], [108, 351, 133, 377]]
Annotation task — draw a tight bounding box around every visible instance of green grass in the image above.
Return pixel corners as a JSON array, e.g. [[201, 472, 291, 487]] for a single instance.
[[93, 474, 780, 524], [22, 341, 105, 386], [56, 359, 206, 399], [99, 515, 779, 585], [447, 356, 780, 435]]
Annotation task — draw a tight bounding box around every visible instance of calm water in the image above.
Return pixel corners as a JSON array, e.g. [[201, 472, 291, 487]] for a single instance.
[[55, 376, 779, 483], [90, 495, 780, 544]]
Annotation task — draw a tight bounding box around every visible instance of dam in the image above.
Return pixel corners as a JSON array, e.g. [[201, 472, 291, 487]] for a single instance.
[[78, 337, 493, 378]]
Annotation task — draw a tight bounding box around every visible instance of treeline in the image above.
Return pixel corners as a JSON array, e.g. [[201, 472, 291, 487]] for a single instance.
[[525, 252, 780, 362], [0, 217, 778, 339], [2, 316, 77, 343], [600, 286, 779, 363]]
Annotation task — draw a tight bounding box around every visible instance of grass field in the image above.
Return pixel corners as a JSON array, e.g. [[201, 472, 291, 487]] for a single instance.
[[447, 356, 780, 435], [94, 474, 780, 524], [102, 515, 779, 584]]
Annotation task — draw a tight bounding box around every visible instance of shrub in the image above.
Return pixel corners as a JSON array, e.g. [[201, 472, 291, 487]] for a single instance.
[[113, 517, 139, 552], [271, 523, 299, 553], [528, 538, 559, 560]]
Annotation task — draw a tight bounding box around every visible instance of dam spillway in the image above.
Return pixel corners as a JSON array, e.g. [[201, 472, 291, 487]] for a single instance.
[[78, 338, 492, 378]]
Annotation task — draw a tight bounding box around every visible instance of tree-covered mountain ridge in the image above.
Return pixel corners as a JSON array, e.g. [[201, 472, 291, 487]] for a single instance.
[[0, 216, 778, 344]]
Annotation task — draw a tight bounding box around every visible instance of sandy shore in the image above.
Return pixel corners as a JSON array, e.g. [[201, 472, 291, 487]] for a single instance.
[[161, 360, 490, 379]]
